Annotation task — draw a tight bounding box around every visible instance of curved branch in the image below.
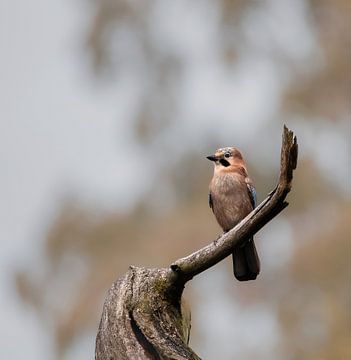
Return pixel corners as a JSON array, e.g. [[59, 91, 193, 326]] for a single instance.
[[95, 126, 298, 359], [171, 125, 298, 282]]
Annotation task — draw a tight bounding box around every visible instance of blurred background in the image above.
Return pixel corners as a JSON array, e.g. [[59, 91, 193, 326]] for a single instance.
[[1, 0, 351, 359]]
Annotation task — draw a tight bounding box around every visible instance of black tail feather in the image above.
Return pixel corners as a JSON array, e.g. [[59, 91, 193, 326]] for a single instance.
[[232, 237, 260, 281]]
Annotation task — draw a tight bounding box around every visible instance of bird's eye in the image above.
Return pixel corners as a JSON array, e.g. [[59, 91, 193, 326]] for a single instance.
[[224, 152, 231, 158]]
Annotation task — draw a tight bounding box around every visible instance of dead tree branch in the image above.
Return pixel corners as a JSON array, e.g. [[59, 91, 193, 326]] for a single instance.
[[171, 125, 298, 282], [95, 125, 298, 360]]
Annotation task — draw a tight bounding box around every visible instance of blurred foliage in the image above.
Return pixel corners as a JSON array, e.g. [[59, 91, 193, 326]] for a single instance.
[[16, 0, 351, 358], [285, 0, 351, 119], [277, 202, 351, 359]]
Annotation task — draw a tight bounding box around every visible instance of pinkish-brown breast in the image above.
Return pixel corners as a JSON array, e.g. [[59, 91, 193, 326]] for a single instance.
[[209, 172, 253, 231]]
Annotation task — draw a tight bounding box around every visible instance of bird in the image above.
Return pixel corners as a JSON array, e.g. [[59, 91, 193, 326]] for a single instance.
[[207, 147, 260, 281]]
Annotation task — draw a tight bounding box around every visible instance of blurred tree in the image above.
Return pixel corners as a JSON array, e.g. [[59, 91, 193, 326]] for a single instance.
[[277, 202, 351, 359], [285, 0, 351, 120]]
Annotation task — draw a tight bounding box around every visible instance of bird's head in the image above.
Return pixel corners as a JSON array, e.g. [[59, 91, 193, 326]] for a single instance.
[[206, 147, 245, 172]]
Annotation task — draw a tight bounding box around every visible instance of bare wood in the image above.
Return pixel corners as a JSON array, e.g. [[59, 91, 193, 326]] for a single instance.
[[95, 126, 298, 359], [96, 266, 199, 359]]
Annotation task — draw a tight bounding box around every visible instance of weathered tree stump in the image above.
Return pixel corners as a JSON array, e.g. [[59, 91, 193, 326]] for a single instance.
[[96, 126, 298, 359]]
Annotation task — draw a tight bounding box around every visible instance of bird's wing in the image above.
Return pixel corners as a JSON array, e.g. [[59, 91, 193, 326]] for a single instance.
[[246, 179, 257, 209], [208, 192, 213, 210]]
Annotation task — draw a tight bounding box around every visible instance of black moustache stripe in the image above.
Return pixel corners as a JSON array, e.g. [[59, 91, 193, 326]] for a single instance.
[[219, 159, 230, 167]]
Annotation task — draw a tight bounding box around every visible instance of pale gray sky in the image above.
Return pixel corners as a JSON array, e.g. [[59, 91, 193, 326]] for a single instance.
[[0, 0, 132, 358]]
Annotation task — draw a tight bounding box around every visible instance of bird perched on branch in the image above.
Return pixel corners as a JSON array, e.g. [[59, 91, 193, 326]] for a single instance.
[[207, 147, 260, 281]]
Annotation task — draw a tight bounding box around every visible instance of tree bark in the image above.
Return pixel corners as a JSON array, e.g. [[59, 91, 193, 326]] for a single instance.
[[95, 126, 298, 359]]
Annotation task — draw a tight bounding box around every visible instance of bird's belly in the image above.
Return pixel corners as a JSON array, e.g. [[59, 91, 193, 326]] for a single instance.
[[211, 187, 252, 231]]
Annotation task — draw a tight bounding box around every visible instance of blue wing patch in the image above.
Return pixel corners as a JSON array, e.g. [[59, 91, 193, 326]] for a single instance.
[[247, 183, 257, 209]]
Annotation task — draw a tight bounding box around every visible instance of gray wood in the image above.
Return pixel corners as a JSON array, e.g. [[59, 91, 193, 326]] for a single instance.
[[95, 125, 298, 359]]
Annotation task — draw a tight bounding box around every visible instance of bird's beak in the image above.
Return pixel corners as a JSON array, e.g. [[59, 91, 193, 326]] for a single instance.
[[206, 155, 218, 162]]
